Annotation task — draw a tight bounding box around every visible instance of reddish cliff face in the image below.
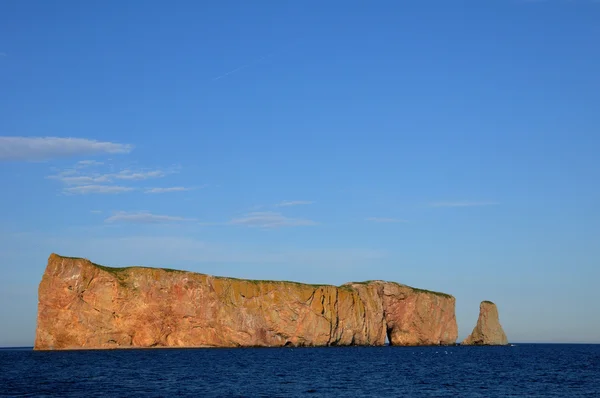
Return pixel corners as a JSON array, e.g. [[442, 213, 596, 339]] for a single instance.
[[380, 282, 458, 346], [34, 254, 458, 350], [462, 301, 508, 346]]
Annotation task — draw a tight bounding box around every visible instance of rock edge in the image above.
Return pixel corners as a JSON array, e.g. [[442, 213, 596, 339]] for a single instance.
[[462, 301, 509, 346], [35, 254, 459, 350]]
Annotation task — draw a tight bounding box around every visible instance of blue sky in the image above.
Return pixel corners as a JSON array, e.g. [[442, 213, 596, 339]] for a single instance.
[[1, 0, 599, 346]]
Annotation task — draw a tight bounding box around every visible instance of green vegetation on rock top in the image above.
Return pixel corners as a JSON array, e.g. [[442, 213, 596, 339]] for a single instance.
[[94, 263, 135, 274], [53, 254, 183, 275], [96, 263, 184, 274], [410, 287, 453, 299], [212, 275, 329, 288], [51, 253, 453, 297], [348, 280, 453, 298]]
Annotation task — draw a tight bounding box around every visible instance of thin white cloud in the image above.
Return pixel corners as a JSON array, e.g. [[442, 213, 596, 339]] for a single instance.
[[212, 53, 273, 81], [105, 211, 195, 224], [276, 200, 314, 207], [0, 52, 6, 57], [113, 169, 166, 180], [145, 186, 194, 194], [429, 201, 499, 208], [64, 185, 134, 195], [48, 161, 174, 195], [76, 160, 104, 168], [230, 211, 317, 228], [52, 175, 112, 185], [51, 168, 77, 176], [0, 137, 133, 161], [90, 210, 102, 214], [49, 169, 167, 185], [365, 217, 408, 223]]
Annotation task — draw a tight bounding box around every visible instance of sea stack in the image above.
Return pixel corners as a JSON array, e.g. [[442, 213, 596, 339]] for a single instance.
[[462, 301, 508, 346], [34, 254, 458, 350]]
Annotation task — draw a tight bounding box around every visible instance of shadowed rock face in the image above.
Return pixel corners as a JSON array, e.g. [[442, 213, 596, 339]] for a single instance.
[[34, 254, 458, 350], [462, 301, 508, 346]]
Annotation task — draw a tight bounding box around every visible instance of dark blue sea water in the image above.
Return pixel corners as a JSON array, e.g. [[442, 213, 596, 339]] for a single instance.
[[1, 344, 599, 397]]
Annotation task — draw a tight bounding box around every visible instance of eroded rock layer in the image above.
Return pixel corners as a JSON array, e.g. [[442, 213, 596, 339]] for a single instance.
[[462, 301, 508, 346], [34, 254, 458, 350]]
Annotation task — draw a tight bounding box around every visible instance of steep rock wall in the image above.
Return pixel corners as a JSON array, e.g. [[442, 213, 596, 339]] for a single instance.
[[34, 254, 458, 350], [462, 301, 508, 346]]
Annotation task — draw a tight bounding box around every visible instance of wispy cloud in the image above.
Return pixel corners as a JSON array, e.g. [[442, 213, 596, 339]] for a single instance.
[[105, 211, 195, 224], [50, 168, 169, 185], [276, 200, 314, 207], [76, 160, 104, 168], [64, 185, 134, 195], [113, 169, 166, 180], [212, 53, 273, 81], [365, 217, 408, 223], [230, 211, 317, 228], [52, 175, 112, 185], [145, 186, 195, 194], [0, 137, 132, 161], [48, 161, 176, 194], [0, 52, 6, 57], [429, 201, 499, 208], [90, 210, 102, 214]]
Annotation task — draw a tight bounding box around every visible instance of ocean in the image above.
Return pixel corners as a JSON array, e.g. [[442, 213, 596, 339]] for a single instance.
[[1, 344, 598, 397]]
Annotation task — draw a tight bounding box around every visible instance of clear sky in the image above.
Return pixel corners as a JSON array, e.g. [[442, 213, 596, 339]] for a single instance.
[[1, 0, 599, 346]]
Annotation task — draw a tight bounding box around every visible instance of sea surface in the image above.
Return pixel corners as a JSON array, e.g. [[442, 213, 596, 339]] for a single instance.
[[1, 344, 599, 397]]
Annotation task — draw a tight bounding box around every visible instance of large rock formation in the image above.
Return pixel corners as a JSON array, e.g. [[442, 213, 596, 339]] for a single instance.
[[34, 254, 458, 350], [462, 301, 508, 346]]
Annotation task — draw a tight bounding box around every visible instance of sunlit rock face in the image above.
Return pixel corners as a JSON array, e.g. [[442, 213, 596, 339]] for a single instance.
[[34, 254, 458, 350], [462, 301, 509, 346]]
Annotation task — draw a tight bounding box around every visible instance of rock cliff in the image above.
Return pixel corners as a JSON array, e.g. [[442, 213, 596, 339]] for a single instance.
[[462, 301, 508, 346], [34, 254, 458, 350]]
